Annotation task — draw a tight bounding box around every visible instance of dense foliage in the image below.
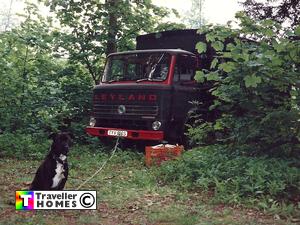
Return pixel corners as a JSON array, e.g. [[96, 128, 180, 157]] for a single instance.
[[157, 146, 300, 215], [43, 0, 185, 84], [157, 13, 300, 213], [0, 4, 93, 137], [193, 13, 300, 157]]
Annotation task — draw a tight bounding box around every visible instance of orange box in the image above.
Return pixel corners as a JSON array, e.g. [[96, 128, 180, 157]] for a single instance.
[[145, 144, 184, 167]]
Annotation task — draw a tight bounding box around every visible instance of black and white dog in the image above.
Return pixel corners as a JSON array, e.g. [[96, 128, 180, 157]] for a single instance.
[[29, 132, 73, 190]]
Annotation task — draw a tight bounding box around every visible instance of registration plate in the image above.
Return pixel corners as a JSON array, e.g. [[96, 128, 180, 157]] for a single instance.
[[107, 130, 128, 137]]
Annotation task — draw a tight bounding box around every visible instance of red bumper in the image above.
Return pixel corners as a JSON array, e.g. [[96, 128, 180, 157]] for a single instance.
[[85, 127, 164, 141]]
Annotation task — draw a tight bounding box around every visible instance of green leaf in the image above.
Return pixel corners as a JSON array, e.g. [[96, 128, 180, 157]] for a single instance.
[[207, 72, 219, 81], [244, 75, 262, 88], [264, 28, 274, 37], [295, 25, 300, 36], [226, 43, 235, 51], [196, 42, 207, 54], [261, 19, 274, 26], [206, 33, 215, 42], [273, 42, 286, 52], [219, 62, 235, 73], [213, 121, 223, 130], [195, 71, 205, 83], [210, 58, 218, 69], [242, 52, 250, 61], [211, 41, 224, 51], [223, 52, 232, 58]]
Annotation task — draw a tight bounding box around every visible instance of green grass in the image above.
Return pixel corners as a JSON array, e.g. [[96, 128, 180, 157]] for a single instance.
[[0, 144, 297, 225]]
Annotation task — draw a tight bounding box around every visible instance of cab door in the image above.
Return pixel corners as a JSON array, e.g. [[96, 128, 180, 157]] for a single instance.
[[169, 54, 198, 139]]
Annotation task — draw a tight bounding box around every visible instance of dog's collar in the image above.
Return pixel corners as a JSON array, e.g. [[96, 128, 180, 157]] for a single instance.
[[53, 154, 67, 164]]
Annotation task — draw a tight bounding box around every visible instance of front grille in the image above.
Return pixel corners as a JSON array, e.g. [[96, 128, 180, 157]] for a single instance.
[[93, 104, 158, 116], [96, 118, 149, 130]]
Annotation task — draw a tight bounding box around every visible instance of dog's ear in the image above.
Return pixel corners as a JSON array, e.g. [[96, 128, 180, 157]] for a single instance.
[[48, 132, 57, 140]]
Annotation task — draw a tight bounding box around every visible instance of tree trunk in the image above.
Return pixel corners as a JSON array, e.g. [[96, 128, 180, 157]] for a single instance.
[[4, 0, 14, 31], [105, 0, 119, 55]]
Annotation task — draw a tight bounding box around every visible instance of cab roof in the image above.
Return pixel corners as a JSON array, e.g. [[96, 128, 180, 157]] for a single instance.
[[108, 49, 196, 57]]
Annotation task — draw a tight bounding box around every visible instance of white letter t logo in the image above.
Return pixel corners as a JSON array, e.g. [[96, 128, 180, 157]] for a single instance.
[[20, 194, 32, 207]]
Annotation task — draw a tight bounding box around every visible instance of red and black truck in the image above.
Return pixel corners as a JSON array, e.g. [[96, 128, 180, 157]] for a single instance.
[[86, 29, 215, 145]]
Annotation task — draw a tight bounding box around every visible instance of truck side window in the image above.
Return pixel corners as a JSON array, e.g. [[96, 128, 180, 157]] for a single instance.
[[173, 55, 196, 84]]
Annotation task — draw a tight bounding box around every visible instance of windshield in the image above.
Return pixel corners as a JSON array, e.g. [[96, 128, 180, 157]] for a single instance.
[[102, 53, 171, 83]]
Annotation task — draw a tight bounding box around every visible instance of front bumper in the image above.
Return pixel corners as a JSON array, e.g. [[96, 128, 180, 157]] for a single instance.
[[86, 127, 164, 141]]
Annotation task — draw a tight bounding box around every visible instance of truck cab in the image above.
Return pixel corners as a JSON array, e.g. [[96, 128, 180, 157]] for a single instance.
[[86, 29, 214, 144]]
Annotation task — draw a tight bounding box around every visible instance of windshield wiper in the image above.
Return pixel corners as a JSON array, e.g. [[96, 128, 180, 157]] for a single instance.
[[107, 79, 117, 83], [136, 78, 164, 83], [136, 53, 166, 83], [148, 53, 165, 79], [105, 79, 123, 83]]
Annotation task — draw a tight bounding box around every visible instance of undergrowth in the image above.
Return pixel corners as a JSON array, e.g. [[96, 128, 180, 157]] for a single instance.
[[0, 132, 104, 159], [0, 132, 50, 159], [156, 146, 300, 217], [1, 132, 299, 218]]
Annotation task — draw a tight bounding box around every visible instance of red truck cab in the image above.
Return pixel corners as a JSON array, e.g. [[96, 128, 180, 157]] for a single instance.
[[86, 29, 215, 144]]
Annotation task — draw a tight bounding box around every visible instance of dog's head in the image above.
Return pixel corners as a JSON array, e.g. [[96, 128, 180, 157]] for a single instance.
[[49, 132, 73, 156]]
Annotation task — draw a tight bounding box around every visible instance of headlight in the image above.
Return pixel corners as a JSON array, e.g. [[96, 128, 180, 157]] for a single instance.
[[89, 117, 96, 127], [152, 121, 161, 131]]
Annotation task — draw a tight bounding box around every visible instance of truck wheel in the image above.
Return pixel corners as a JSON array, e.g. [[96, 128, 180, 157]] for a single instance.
[[119, 139, 135, 149]]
